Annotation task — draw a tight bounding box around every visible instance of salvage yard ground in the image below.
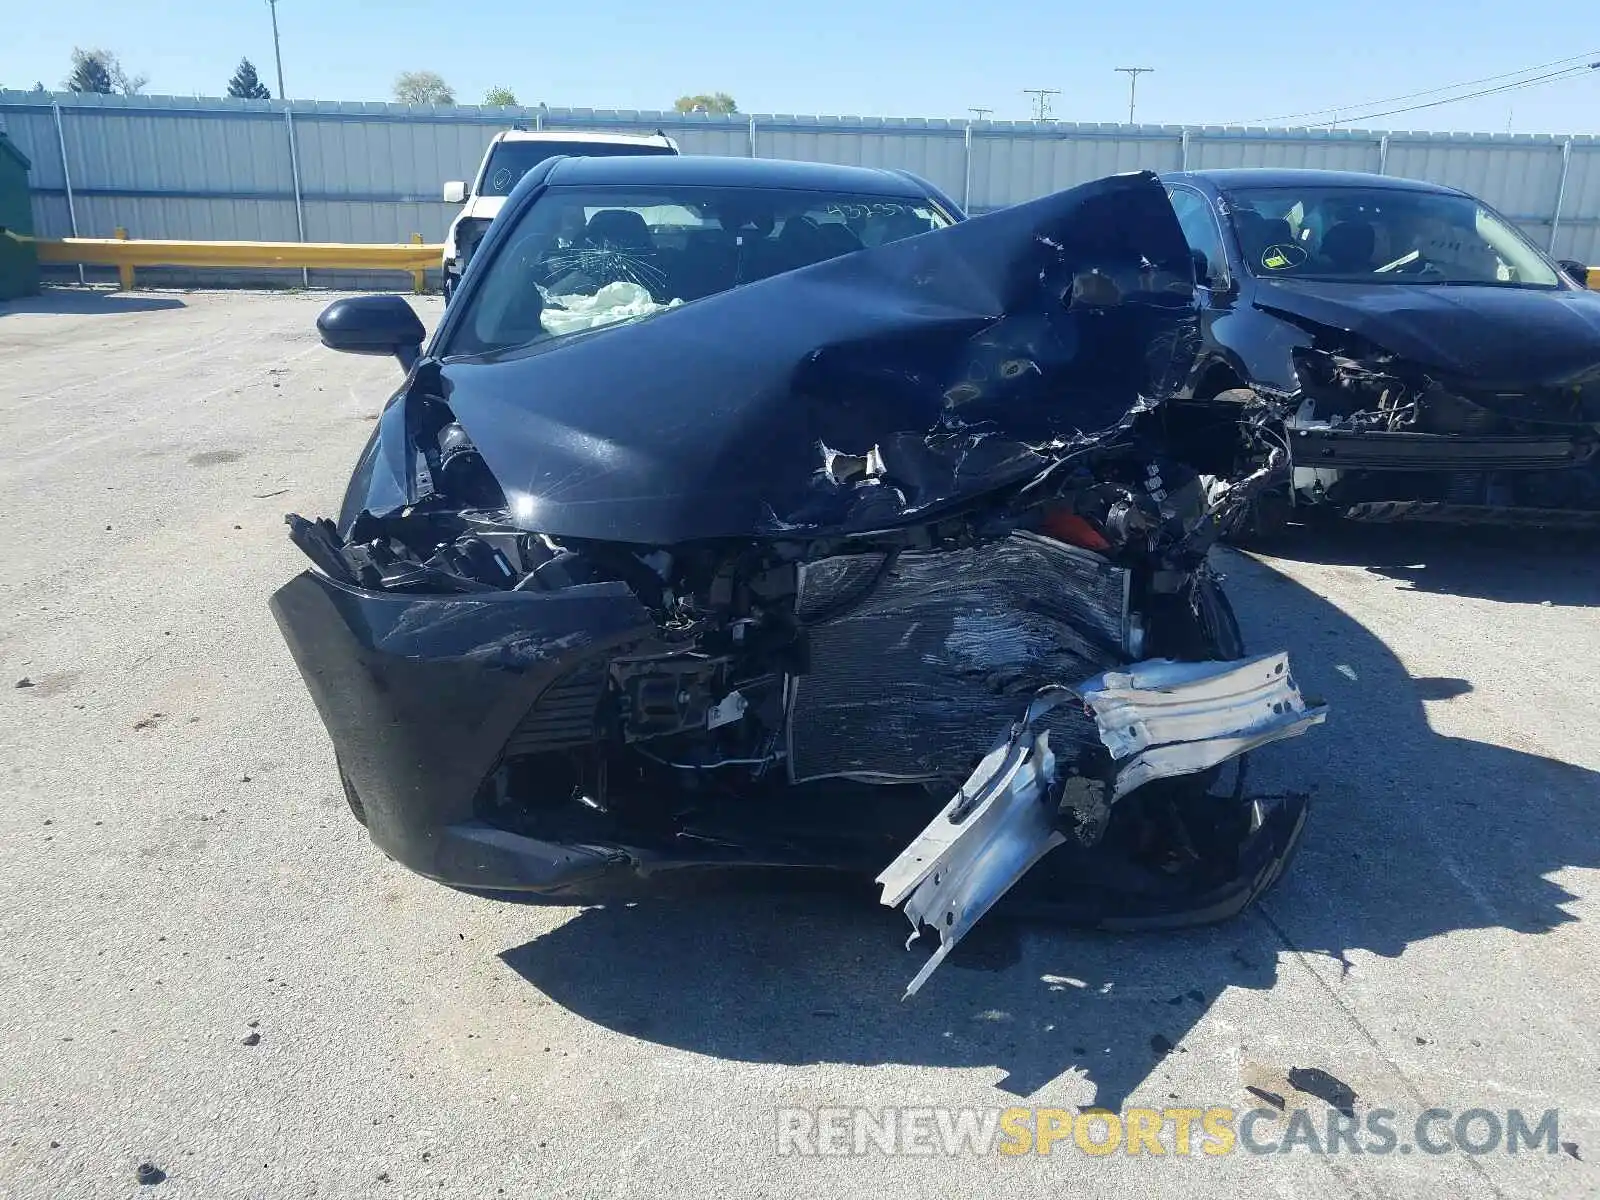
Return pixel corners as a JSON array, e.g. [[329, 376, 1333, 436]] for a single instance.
[[1, 289, 1597, 1199]]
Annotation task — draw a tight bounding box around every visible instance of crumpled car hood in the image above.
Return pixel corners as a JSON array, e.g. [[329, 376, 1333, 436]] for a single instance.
[[431, 171, 1197, 545], [1254, 278, 1600, 419]]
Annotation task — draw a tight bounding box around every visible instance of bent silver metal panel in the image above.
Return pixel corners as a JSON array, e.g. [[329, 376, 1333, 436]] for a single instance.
[[877, 657, 1326, 998]]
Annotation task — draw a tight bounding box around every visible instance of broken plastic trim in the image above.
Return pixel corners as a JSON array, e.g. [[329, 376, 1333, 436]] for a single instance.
[[877, 656, 1327, 998]]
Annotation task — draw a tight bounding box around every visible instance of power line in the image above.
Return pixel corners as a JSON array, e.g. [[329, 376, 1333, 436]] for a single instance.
[[1114, 67, 1154, 124], [1022, 88, 1060, 121], [266, 0, 286, 100], [1220, 48, 1600, 126], [1305, 61, 1600, 129]]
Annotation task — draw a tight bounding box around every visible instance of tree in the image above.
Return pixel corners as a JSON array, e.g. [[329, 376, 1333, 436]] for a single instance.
[[394, 71, 455, 105], [64, 48, 113, 94], [226, 58, 271, 99], [64, 48, 147, 95], [674, 92, 737, 114], [108, 56, 148, 96], [483, 86, 518, 106]]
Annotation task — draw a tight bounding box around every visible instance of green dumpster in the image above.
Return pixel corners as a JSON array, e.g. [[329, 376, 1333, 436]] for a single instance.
[[0, 131, 39, 300]]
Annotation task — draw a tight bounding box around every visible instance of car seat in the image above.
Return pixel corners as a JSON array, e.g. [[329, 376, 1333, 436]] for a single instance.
[[582, 209, 653, 250], [1317, 222, 1376, 273]]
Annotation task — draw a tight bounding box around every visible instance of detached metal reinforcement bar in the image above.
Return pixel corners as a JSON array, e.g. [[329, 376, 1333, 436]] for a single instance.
[[28, 231, 443, 294], [1289, 428, 1589, 471]]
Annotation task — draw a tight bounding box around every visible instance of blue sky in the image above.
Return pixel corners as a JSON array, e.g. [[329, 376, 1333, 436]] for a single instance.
[[4, 0, 1599, 133]]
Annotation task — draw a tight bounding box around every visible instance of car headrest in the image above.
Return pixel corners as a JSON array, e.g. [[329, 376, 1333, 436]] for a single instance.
[[584, 209, 652, 250], [1319, 222, 1376, 270]]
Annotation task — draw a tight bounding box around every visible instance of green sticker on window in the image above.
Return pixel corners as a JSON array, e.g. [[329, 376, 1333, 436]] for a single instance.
[[1262, 243, 1307, 270]]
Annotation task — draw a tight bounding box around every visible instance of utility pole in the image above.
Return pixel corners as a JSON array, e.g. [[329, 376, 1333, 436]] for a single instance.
[[267, 0, 286, 100], [1021, 89, 1060, 122], [968, 107, 993, 122], [1114, 66, 1154, 125]]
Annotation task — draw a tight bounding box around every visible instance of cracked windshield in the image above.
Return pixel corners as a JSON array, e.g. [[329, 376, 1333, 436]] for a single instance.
[[453, 185, 949, 353]]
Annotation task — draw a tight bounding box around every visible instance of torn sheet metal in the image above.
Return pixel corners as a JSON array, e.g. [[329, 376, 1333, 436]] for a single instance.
[[879, 655, 1326, 997], [1080, 654, 1328, 799], [1251, 279, 1600, 420], [875, 688, 1075, 1000], [415, 172, 1197, 545]]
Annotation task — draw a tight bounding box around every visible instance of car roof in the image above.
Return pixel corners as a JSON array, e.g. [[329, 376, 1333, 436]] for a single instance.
[[1167, 167, 1465, 195], [543, 153, 936, 197], [494, 129, 674, 147]]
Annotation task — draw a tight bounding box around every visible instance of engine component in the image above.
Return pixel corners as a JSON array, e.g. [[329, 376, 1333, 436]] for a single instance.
[[610, 655, 727, 742]]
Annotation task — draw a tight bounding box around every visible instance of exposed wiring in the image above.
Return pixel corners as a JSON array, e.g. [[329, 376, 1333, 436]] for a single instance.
[[633, 745, 786, 771]]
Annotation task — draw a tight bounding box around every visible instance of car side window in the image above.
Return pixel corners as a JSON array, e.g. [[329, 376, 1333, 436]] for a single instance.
[[1167, 187, 1228, 288]]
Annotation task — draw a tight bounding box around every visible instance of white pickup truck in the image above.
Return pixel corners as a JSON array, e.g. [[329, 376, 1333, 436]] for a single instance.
[[441, 128, 679, 299]]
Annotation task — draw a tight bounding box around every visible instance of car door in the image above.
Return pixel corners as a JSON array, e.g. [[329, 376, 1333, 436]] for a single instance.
[[1166, 183, 1247, 396]]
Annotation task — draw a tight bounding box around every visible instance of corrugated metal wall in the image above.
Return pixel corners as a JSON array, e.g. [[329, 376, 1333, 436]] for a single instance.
[[3, 91, 1598, 287]]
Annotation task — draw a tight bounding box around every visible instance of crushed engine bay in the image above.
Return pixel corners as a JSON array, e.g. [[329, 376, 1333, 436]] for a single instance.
[[273, 170, 1329, 995], [1216, 287, 1600, 526]]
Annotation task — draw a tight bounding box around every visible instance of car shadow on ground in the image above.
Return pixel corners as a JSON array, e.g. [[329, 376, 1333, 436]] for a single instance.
[[1249, 520, 1600, 607], [0, 288, 187, 316], [497, 537, 1600, 1109]]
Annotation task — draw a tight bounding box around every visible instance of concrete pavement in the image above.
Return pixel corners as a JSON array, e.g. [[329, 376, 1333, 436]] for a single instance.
[[1, 289, 1595, 1198]]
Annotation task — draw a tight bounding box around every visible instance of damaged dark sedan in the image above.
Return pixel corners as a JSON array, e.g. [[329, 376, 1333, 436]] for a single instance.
[[271, 157, 1326, 996], [1163, 168, 1600, 530]]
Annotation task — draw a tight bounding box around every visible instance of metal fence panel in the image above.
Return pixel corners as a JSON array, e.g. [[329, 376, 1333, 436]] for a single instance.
[[1384, 136, 1566, 216], [1554, 144, 1600, 263], [300, 197, 446, 244], [758, 119, 967, 200], [68, 194, 301, 241], [1187, 130, 1381, 173], [293, 114, 489, 198], [65, 108, 290, 196], [1, 107, 69, 190], [4, 92, 1599, 283]]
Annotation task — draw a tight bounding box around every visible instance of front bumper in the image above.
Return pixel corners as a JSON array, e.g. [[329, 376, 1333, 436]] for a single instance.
[[273, 570, 1320, 940], [270, 568, 655, 887]]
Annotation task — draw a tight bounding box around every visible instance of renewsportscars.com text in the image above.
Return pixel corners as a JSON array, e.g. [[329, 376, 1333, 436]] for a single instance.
[[776, 1105, 1565, 1158]]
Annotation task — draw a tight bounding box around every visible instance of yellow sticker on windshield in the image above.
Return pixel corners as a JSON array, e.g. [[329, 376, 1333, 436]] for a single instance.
[[1261, 243, 1308, 270]]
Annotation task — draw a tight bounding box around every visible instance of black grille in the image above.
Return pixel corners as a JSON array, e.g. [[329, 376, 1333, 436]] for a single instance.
[[503, 658, 607, 757]]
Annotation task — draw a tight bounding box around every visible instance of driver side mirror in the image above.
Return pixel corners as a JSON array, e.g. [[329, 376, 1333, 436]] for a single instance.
[[1557, 259, 1593, 288], [443, 180, 467, 204], [317, 295, 427, 370]]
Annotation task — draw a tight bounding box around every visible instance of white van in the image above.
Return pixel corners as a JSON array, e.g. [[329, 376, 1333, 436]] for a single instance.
[[441, 129, 679, 298]]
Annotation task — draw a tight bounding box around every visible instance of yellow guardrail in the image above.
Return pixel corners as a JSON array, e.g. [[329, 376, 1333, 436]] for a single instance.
[[28, 229, 442, 293], [7, 227, 1600, 294]]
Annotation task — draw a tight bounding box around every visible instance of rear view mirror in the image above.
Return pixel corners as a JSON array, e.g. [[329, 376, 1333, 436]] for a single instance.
[[443, 181, 467, 204], [317, 295, 427, 370], [1557, 259, 1592, 287]]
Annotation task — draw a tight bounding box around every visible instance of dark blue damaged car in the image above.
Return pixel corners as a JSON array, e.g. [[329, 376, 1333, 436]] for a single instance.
[[1159, 168, 1600, 532], [270, 157, 1326, 997]]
